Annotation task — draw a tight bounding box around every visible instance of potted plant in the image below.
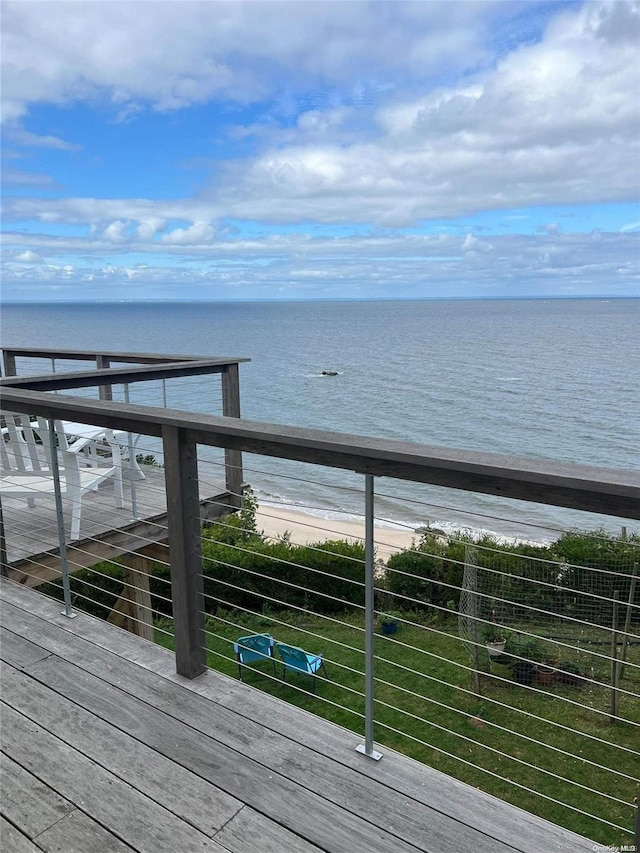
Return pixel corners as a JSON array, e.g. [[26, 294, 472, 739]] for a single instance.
[[534, 644, 559, 687], [379, 612, 401, 635], [482, 623, 508, 656], [507, 638, 545, 686], [535, 662, 556, 686], [556, 661, 585, 687]]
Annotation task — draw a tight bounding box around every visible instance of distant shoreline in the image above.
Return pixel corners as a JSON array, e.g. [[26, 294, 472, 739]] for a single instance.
[[3, 296, 639, 306]]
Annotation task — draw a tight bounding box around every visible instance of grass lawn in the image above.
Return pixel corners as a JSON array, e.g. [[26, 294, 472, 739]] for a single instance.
[[155, 607, 640, 846]]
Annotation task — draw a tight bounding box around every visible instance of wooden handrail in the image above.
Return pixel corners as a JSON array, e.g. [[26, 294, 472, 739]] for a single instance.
[[0, 358, 251, 391], [1, 385, 638, 519]]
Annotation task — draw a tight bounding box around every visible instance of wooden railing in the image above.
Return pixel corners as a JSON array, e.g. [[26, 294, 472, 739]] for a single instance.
[[1, 350, 639, 680], [1, 347, 249, 501]]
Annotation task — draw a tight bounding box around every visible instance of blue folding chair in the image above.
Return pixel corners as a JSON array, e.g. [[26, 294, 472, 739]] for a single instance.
[[275, 642, 328, 694], [233, 634, 276, 681]]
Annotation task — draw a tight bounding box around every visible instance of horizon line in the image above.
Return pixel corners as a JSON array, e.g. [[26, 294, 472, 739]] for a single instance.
[[3, 295, 639, 306]]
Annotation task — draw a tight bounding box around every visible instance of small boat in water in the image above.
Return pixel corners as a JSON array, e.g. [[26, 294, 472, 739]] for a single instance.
[[321, 369, 338, 376]]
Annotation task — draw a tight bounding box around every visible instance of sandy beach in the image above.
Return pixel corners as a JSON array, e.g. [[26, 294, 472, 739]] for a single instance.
[[255, 505, 419, 562]]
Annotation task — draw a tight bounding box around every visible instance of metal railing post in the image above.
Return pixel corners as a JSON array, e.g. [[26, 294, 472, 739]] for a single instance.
[[0, 497, 8, 577], [162, 424, 206, 679], [356, 473, 382, 760], [47, 420, 76, 618], [123, 383, 139, 520]]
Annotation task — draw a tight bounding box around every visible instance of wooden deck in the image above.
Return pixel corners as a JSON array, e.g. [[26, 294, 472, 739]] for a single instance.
[[0, 580, 595, 853], [2, 464, 233, 585]]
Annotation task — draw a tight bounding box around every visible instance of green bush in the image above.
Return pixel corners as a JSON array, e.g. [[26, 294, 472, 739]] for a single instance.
[[553, 530, 640, 625], [202, 537, 365, 614], [385, 532, 456, 612]]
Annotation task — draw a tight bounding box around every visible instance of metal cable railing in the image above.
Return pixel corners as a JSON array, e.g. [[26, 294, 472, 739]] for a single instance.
[[2, 348, 639, 846]]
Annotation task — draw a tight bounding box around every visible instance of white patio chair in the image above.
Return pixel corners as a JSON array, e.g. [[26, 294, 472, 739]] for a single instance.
[[0, 412, 124, 541]]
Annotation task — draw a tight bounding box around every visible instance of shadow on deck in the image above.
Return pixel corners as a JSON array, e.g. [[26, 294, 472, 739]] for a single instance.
[[0, 580, 595, 853]]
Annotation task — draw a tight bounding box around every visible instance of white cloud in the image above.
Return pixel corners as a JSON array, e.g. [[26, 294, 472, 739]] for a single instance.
[[1, 0, 638, 302], [161, 221, 216, 245], [103, 220, 129, 242], [0, 0, 499, 122], [136, 218, 166, 240], [2, 196, 221, 227], [201, 0, 640, 224], [2, 228, 638, 300], [15, 249, 43, 262], [3, 127, 81, 151]]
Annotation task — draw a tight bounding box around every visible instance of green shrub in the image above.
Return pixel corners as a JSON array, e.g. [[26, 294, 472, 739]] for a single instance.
[[202, 537, 365, 615], [553, 530, 640, 625], [385, 533, 454, 612]]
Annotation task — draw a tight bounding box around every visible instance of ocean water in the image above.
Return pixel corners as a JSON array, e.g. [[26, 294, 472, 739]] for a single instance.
[[2, 298, 638, 541]]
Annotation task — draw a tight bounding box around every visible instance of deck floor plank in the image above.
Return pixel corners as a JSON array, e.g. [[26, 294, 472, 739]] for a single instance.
[[0, 816, 45, 853], [4, 654, 428, 853], [1, 604, 517, 853], [212, 806, 323, 853], [0, 581, 594, 853], [1, 703, 228, 853], [0, 579, 598, 853], [33, 809, 137, 853], [1, 662, 245, 838], [0, 753, 75, 839], [0, 626, 52, 669]]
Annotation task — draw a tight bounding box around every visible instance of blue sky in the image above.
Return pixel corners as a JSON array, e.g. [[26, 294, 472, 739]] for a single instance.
[[1, 0, 639, 301]]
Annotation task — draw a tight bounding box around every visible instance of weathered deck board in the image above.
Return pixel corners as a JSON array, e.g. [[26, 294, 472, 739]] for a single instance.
[[213, 807, 322, 853], [0, 816, 45, 853], [0, 582, 595, 853], [32, 810, 137, 853], [0, 579, 597, 853], [2, 662, 244, 837], [1, 704, 227, 853], [0, 754, 74, 839], [2, 657, 427, 853], [1, 598, 515, 853], [2, 463, 230, 583], [0, 626, 51, 669]]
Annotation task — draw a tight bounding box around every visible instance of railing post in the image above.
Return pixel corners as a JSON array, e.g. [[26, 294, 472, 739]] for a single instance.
[[0, 497, 8, 577], [221, 364, 243, 508], [3, 350, 17, 377], [162, 425, 206, 679], [123, 383, 139, 520], [356, 474, 382, 760], [96, 354, 113, 401], [47, 420, 76, 619]]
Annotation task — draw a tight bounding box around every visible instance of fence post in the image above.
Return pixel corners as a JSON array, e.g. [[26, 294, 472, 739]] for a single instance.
[[459, 545, 483, 695], [610, 590, 620, 722], [618, 563, 639, 683], [221, 364, 243, 508], [356, 474, 382, 761], [162, 424, 206, 679]]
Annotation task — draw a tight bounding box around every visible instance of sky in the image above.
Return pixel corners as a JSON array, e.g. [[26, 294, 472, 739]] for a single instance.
[[1, 0, 639, 302]]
